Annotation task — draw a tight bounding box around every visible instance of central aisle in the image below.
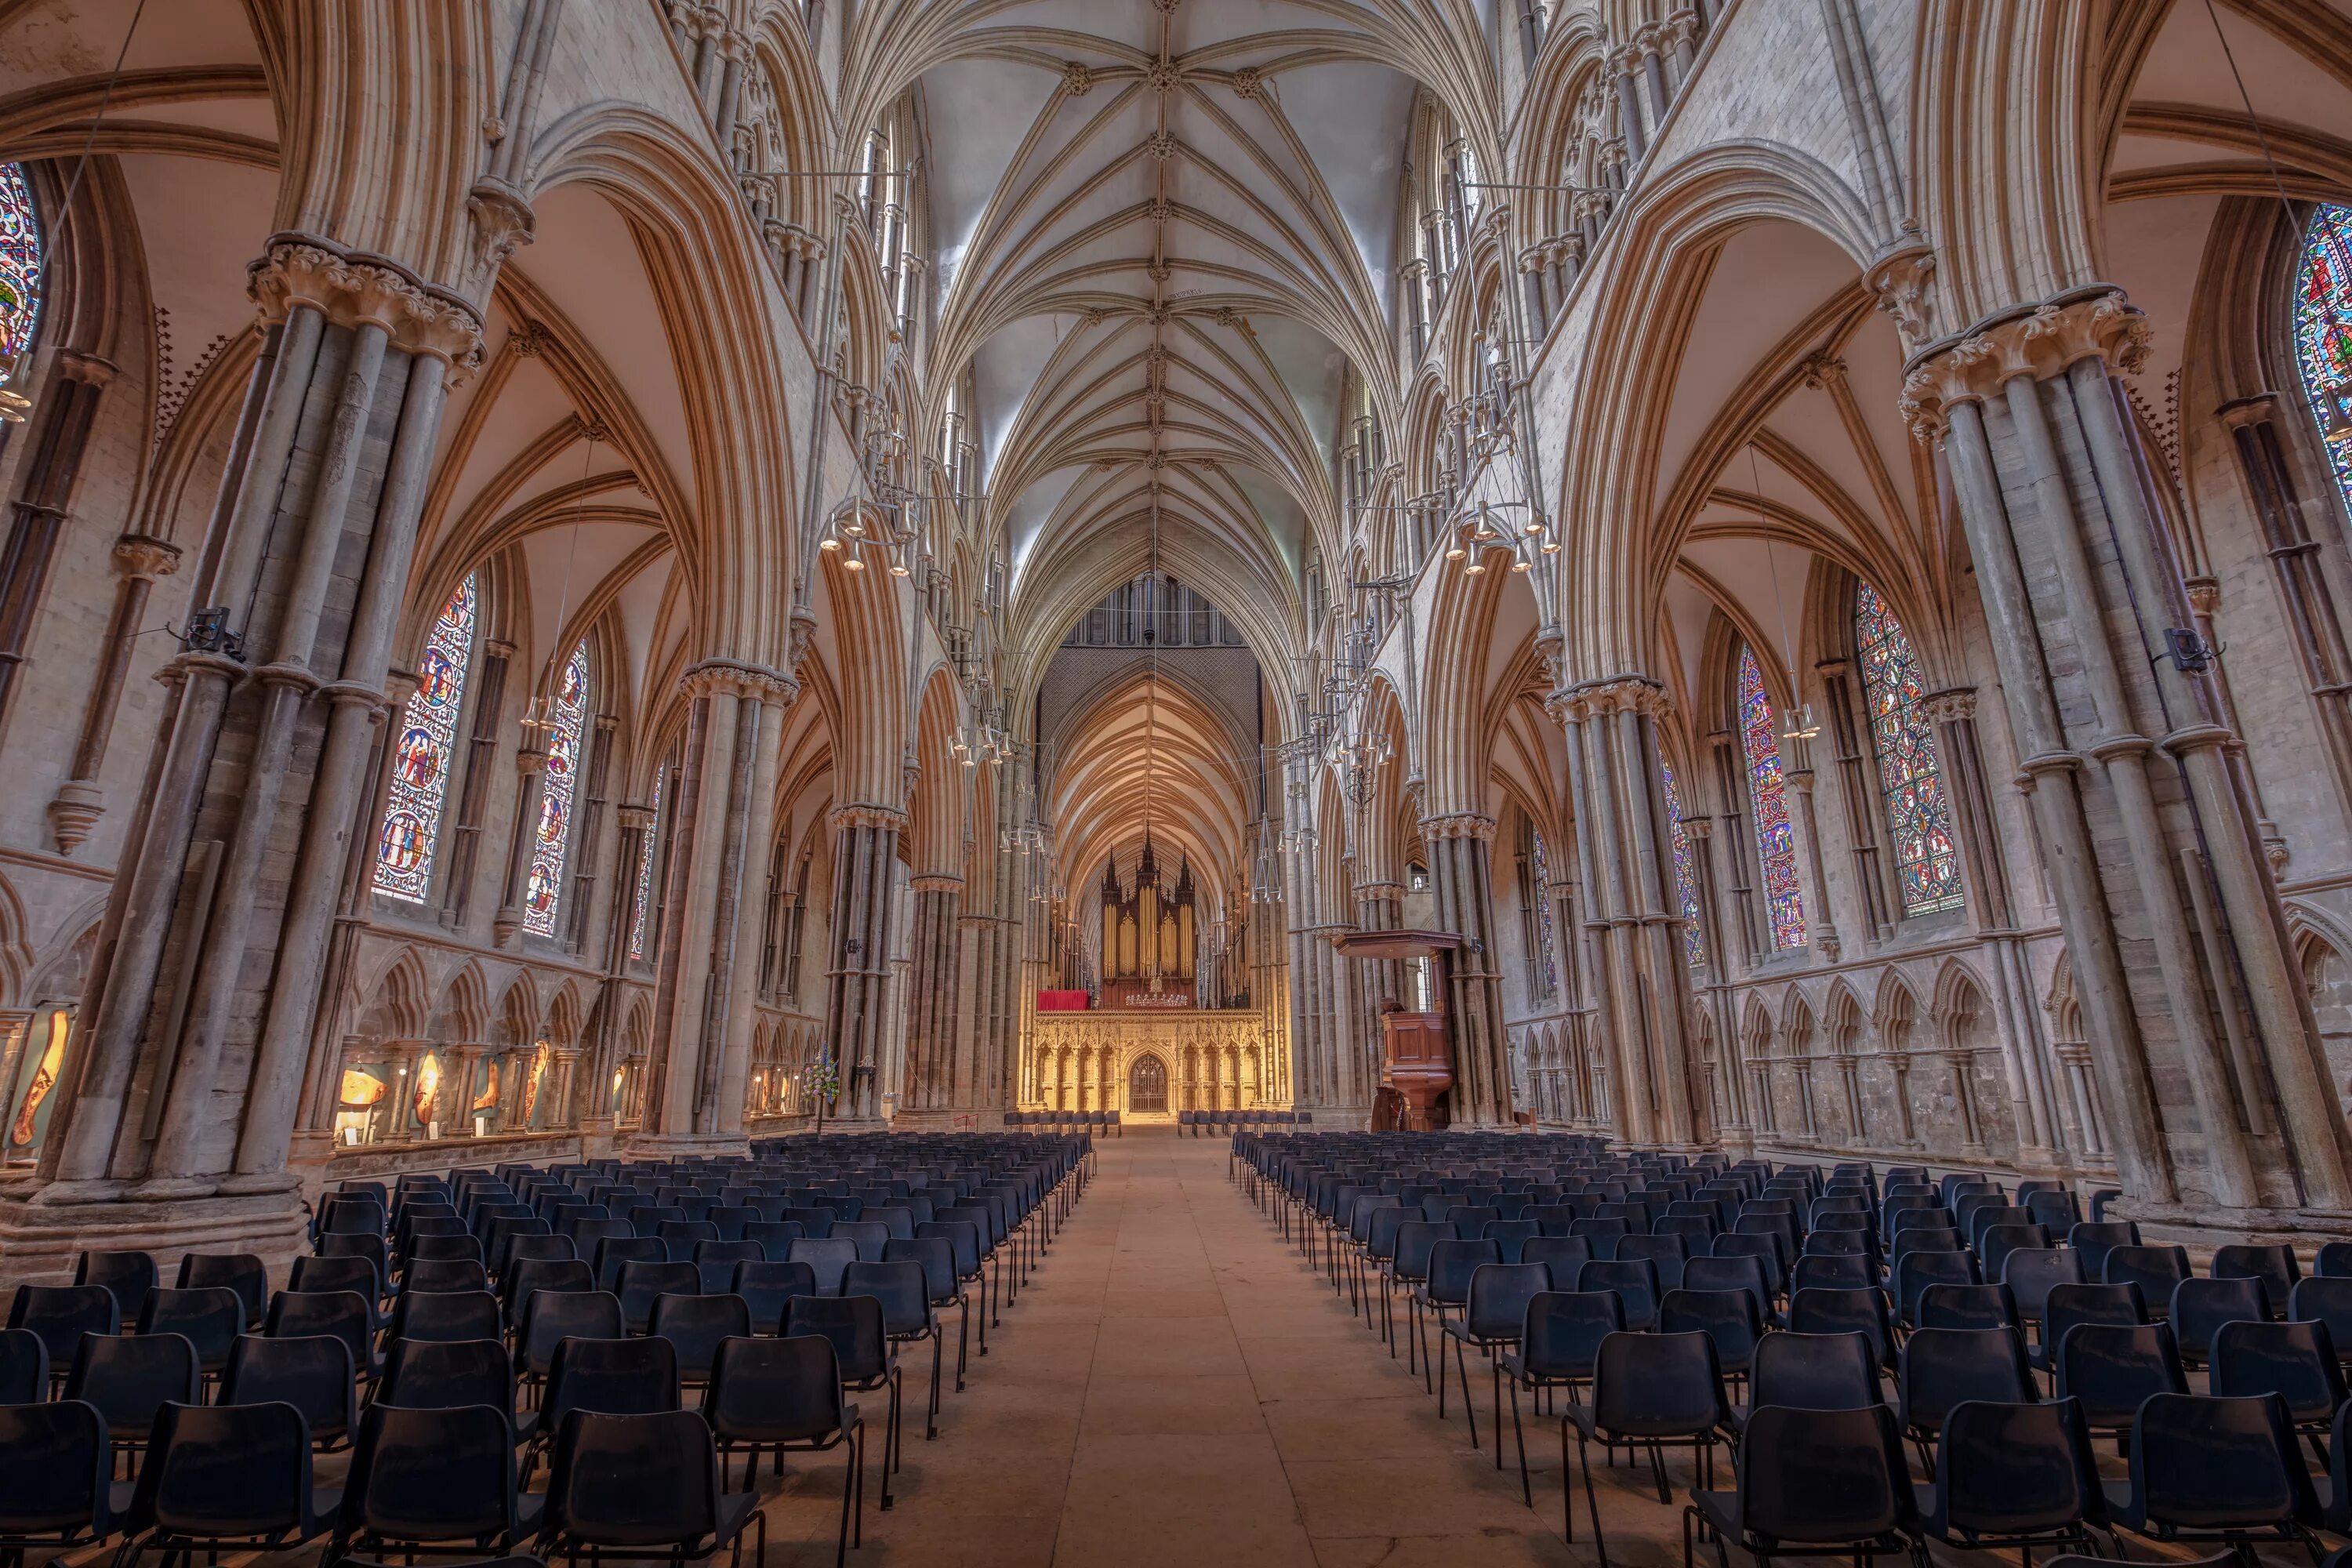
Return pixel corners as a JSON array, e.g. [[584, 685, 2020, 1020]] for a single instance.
[[762, 1130, 1581, 1566]]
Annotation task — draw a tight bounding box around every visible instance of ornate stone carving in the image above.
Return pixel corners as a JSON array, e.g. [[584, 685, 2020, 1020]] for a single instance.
[[1419, 811, 1497, 842], [1900, 287, 2152, 441], [829, 802, 909, 833], [248, 234, 486, 372], [1865, 244, 1937, 350], [1062, 61, 1094, 96], [1145, 129, 1178, 161], [1146, 60, 1181, 95], [111, 534, 180, 581], [1918, 686, 1977, 725], [1230, 66, 1264, 99], [910, 874, 964, 894], [679, 656, 799, 703]]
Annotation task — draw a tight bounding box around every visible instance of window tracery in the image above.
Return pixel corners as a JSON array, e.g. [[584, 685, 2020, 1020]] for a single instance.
[[375, 575, 477, 902], [1853, 581, 1962, 915], [0, 162, 41, 364], [1738, 646, 1806, 950], [2295, 204, 2352, 508], [522, 643, 590, 938]]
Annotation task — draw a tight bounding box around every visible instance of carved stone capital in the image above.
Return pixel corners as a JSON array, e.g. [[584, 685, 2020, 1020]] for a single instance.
[[679, 656, 799, 704], [2216, 392, 2282, 432], [2183, 575, 2221, 616], [616, 804, 656, 832], [1798, 352, 1848, 392], [1899, 286, 2151, 441], [909, 874, 964, 895], [111, 533, 180, 579], [47, 779, 103, 854], [1918, 686, 1977, 725], [1865, 242, 1938, 350], [247, 233, 486, 372], [1550, 673, 1670, 725], [829, 802, 909, 833], [1353, 880, 1405, 904], [465, 176, 537, 289], [1419, 811, 1497, 842]]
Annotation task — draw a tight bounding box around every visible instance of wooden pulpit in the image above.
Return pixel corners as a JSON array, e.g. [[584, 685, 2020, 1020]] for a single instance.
[[1333, 929, 1461, 1132]]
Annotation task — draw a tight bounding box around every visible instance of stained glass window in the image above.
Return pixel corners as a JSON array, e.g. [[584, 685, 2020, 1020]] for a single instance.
[[1855, 581, 1963, 915], [1660, 760, 1707, 967], [0, 165, 42, 365], [628, 764, 663, 960], [2295, 205, 2352, 507], [1738, 647, 1807, 950], [523, 644, 590, 938], [376, 575, 477, 902], [1529, 829, 1558, 996]]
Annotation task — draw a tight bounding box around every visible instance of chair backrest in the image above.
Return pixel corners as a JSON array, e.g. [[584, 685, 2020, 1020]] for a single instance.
[[1788, 1286, 1896, 1371], [63, 1332, 199, 1440], [834, 1220, 892, 1262], [1751, 1329, 1882, 1410], [1790, 1254, 1874, 1294], [2212, 1244, 2299, 1319], [2128, 1392, 2316, 1531], [647, 1292, 753, 1376], [1735, 1405, 1915, 1544], [884, 1236, 957, 1304], [125, 1400, 311, 1539], [289, 1254, 382, 1305], [9, 1283, 119, 1365], [543, 1408, 720, 1546], [0, 1398, 111, 1536], [782, 1292, 890, 1381], [135, 1287, 245, 1370], [1684, 1253, 1771, 1322], [1425, 1239, 1501, 1305], [543, 1333, 681, 1425], [378, 1336, 516, 1414], [389, 1287, 502, 1345], [517, 1288, 627, 1378], [2289, 1275, 2352, 1366], [1918, 1283, 2020, 1334], [2210, 1318, 2347, 1423], [74, 1250, 157, 1323], [1463, 1262, 1552, 1341], [2317, 1240, 2352, 1279], [2064, 1221, 2143, 1280], [1658, 1288, 1764, 1368], [691, 1240, 765, 1294], [217, 1333, 355, 1443], [1575, 1258, 1661, 1331], [2169, 1276, 2270, 1363], [2002, 1247, 2087, 1323], [1930, 1396, 2103, 1541], [341, 1403, 521, 1544], [264, 1288, 373, 1374], [2054, 1321, 2187, 1428], [788, 1236, 859, 1296], [402, 1257, 490, 1294], [1590, 1330, 1726, 1435], [0, 1324, 47, 1404], [700, 1334, 848, 1444], [1392, 1221, 1447, 1281], [1897, 1326, 2035, 1436], [503, 1258, 595, 1330], [593, 1236, 666, 1291], [1895, 1249, 1982, 1327], [1710, 1232, 1786, 1294]]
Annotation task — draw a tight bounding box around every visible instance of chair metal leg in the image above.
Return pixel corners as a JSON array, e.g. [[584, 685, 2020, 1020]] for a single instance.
[[1577, 1430, 1612, 1568], [956, 1297, 969, 1389], [928, 1330, 942, 1439], [1510, 1373, 1531, 1505], [1452, 1333, 1479, 1448], [1492, 1352, 1504, 1468], [1438, 1318, 1450, 1417]]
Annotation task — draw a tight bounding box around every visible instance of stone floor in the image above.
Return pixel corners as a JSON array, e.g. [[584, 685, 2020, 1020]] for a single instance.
[[749, 1127, 1595, 1566]]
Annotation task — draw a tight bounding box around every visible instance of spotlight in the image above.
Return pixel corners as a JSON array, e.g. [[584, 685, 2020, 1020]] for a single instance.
[[1510, 557, 1530, 573], [1444, 542, 1465, 561], [844, 555, 865, 572], [820, 535, 840, 551]]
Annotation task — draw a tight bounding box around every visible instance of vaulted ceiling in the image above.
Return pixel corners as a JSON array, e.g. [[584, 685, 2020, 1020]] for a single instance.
[[901, 0, 1425, 661]]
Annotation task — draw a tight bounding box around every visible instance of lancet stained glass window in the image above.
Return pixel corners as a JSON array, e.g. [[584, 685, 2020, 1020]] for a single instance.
[[2296, 204, 2352, 508], [1660, 760, 1707, 967], [1529, 829, 1558, 997], [0, 164, 41, 363], [628, 764, 663, 960], [1854, 581, 1963, 915], [1738, 647, 1807, 950], [376, 575, 477, 901], [523, 644, 590, 938]]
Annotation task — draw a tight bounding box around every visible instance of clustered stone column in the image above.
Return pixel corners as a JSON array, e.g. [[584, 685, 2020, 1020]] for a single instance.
[[900, 873, 963, 1112], [1903, 285, 2352, 1220], [48, 534, 183, 854], [1552, 675, 1711, 1148], [3, 240, 481, 1276], [1418, 812, 1515, 1127], [820, 803, 904, 1125], [634, 659, 794, 1152]]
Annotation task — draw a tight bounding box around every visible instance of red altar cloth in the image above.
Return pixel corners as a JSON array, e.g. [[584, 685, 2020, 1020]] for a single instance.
[[1035, 989, 1091, 1011]]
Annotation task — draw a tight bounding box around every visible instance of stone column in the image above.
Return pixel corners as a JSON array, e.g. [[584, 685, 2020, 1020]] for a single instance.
[[1781, 745, 1840, 960], [902, 875, 963, 1112], [1552, 677, 1709, 1148], [822, 804, 905, 1125], [9, 241, 480, 1283], [1420, 813, 1513, 1127], [49, 535, 183, 853], [492, 743, 550, 948], [1903, 287, 2343, 1220], [633, 660, 793, 1152], [1920, 685, 2063, 1164], [576, 801, 652, 1141]]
